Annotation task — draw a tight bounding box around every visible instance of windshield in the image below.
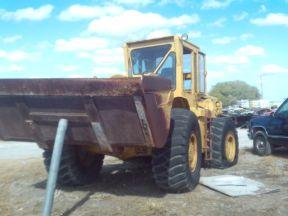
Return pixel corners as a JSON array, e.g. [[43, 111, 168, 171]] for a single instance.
[[276, 99, 288, 118], [131, 44, 171, 74]]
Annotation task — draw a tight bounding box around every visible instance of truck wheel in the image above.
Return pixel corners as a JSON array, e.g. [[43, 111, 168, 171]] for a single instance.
[[43, 146, 104, 186], [152, 108, 202, 192], [253, 131, 272, 156], [211, 117, 239, 168]]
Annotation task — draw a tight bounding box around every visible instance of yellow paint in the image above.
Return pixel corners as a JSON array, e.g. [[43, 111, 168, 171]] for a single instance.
[[123, 35, 223, 160], [188, 133, 198, 171], [225, 132, 236, 162], [87, 35, 224, 161]]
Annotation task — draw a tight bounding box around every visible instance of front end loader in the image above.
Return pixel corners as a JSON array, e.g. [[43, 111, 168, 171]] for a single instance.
[[0, 35, 238, 192]]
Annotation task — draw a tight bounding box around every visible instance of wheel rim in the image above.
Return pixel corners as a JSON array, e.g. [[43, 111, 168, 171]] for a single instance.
[[255, 136, 265, 152], [225, 132, 236, 162], [188, 133, 198, 172]]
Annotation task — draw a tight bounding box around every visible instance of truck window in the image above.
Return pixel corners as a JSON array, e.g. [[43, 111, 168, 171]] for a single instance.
[[277, 99, 288, 118], [131, 45, 171, 75], [183, 50, 192, 91], [157, 52, 176, 88], [198, 53, 206, 93]]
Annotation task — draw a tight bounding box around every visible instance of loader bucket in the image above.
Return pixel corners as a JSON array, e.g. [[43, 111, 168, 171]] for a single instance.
[[0, 77, 172, 150]]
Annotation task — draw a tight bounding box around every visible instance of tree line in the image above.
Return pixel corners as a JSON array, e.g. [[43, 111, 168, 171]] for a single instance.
[[209, 80, 261, 107]]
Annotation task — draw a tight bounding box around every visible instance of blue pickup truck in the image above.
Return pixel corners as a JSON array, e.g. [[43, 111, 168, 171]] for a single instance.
[[248, 98, 288, 156]]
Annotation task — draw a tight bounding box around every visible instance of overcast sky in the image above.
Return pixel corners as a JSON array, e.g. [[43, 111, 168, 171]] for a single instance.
[[0, 0, 287, 101]]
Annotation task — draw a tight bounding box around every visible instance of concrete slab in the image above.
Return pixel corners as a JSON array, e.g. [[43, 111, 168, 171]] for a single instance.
[[200, 175, 279, 197]]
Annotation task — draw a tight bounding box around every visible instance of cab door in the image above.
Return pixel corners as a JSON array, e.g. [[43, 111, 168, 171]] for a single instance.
[[267, 99, 288, 143], [276, 99, 288, 136], [182, 47, 193, 92], [198, 52, 206, 94]]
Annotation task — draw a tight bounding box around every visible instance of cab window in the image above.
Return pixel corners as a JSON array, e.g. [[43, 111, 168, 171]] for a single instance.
[[183, 48, 192, 91], [157, 52, 176, 88], [198, 53, 206, 93], [131, 45, 171, 75]]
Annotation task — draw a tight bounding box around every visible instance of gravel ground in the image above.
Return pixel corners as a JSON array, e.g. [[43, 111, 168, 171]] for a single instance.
[[0, 129, 288, 216]]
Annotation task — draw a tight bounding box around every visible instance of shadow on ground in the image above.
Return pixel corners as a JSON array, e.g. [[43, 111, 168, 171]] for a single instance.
[[34, 162, 166, 197], [34, 161, 166, 215], [272, 147, 288, 159]]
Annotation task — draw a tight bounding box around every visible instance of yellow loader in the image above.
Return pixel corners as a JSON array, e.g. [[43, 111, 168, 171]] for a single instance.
[[0, 35, 238, 192]]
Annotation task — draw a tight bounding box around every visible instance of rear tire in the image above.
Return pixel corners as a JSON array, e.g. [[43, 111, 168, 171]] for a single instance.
[[43, 145, 104, 186], [211, 117, 239, 168], [253, 131, 272, 156], [152, 108, 202, 192]]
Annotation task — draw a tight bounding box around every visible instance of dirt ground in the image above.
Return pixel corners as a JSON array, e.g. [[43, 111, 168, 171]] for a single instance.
[[0, 131, 288, 216]]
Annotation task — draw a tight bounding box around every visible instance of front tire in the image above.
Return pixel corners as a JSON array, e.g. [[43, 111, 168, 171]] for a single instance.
[[152, 108, 202, 192], [253, 131, 272, 156], [43, 145, 104, 186]]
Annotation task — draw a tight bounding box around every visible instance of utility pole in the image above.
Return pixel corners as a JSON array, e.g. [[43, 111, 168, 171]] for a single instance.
[[258, 73, 264, 99]]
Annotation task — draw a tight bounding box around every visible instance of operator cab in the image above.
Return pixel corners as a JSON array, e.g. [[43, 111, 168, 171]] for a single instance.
[[124, 35, 207, 95], [130, 44, 176, 88]]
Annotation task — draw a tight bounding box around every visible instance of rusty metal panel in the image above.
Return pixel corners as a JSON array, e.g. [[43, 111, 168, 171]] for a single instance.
[[143, 93, 172, 148], [0, 77, 172, 150], [141, 76, 173, 148], [141, 76, 172, 92], [0, 97, 33, 141], [133, 96, 153, 146], [0, 78, 143, 96], [91, 122, 112, 152], [93, 96, 146, 146]]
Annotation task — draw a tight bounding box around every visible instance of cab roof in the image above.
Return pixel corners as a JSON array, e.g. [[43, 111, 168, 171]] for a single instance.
[[125, 35, 200, 50]]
